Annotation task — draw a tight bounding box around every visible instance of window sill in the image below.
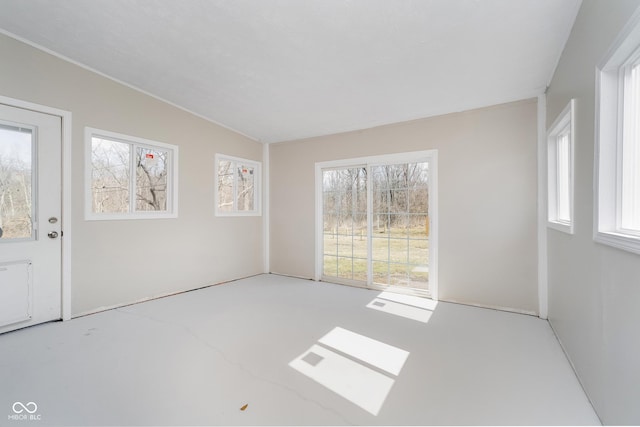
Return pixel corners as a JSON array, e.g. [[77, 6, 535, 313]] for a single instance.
[[594, 230, 640, 255], [548, 220, 574, 235], [215, 211, 262, 217], [85, 212, 178, 221]]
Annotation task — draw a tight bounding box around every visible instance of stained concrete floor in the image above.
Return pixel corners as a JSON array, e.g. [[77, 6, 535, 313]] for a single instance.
[[0, 274, 600, 426]]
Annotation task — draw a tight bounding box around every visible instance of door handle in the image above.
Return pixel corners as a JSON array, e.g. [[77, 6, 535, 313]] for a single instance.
[[47, 231, 59, 239]]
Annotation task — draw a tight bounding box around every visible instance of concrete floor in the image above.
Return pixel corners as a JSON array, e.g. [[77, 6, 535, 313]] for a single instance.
[[0, 274, 599, 426]]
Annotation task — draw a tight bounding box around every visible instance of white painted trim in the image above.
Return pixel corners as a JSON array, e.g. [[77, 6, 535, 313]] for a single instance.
[[537, 94, 548, 320], [547, 99, 575, 235], [593, 9, 640, 256], [314, 164, 323, 282], [84, 127, 179, 221], [0, 94, 73, 321], [429, 151, 439, 301], [441, 297, 538, 317], [214, 153, 262, 217], [263, 143, 270, 273], [315, 150, 437, 170], [0, 29, 262, 144], [72, 273, 263, 318], [594, 231, 640, 255], [314, 149, 439, 300]]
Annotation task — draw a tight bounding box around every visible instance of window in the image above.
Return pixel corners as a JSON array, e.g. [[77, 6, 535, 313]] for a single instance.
[[85, 127, 178, 220], [595, 15, 640, 254], [215, 154, 261, 216], [547, 99, 574, 234]]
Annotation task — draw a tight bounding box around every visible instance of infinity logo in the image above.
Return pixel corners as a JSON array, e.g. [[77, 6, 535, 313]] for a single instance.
[[12, 401, 38, 414]]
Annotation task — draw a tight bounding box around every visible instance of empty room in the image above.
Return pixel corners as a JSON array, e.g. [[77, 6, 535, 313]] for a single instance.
[[0, 0, 639, 425]]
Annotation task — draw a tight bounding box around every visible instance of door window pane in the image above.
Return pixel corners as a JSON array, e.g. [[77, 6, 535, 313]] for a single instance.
[[408, 238, 429, 265], [408, 188, 429, 214], [337, 256, 353, 280], [324, 255, 338, 277], [337, 234, 353, 258], [389, 238, 409, 263], [322, 167, 367, 283], [353, 258, 368, 282], [0, 124, 33, 240], [371, 163, 429, 291], [388, 264, 409, 287], [372, 261, 389, 285], [409, 266, 429, 288]]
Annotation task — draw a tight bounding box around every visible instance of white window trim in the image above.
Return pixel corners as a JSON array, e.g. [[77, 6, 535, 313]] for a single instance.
[[594, 10, 640, 255], [547, 99, 575, 234], [84, 127, 179, 220], [214, 154, 262, 217]]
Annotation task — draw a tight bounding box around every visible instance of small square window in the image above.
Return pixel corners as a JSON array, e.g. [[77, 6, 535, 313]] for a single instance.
[[215, 154, 261, 216], [85, 127, 178, 220], [547, 100, 575, 234]]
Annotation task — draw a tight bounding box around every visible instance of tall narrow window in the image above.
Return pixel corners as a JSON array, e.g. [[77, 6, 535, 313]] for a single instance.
[[621, 60, 640, 234], [85, 128, 178, 220], [595, 16, 640, 254], [215, 154, 261, 216], [548, 100, 574, 234]]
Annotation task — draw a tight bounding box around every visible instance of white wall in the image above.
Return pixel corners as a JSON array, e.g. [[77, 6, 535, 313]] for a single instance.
[[546, 0, 640, 424], [0, 34, 264, 316], [270, 99, 539, 314]]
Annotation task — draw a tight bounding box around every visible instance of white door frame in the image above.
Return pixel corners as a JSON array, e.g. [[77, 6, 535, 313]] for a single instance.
[[315, 149, 439, 300], [537, 94, 548, 319], [0, 94, 72, 321]]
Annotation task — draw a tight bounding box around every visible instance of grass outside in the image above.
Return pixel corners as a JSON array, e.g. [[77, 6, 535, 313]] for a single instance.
[[323, 226, 429, 289]]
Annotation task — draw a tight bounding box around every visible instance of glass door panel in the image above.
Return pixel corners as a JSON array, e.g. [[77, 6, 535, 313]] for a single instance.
[[371, 162, 429, 292], [0, 123, 34, 241], [322, 167, 367, 283]]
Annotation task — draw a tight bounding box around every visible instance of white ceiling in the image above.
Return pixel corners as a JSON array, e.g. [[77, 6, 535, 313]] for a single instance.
[[0, 0, 581, 143]]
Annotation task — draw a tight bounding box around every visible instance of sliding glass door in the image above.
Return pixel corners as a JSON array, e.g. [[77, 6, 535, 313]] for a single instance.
[[371, 163, 429, 290], [322, 167, 368, 282], [318, 152, 437, 298]]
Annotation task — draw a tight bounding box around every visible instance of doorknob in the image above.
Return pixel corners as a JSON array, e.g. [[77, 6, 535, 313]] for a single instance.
[[47, 231, 59, 239]]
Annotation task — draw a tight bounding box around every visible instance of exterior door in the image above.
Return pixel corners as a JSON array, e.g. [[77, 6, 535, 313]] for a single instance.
[[319, 153, 436, 299], [0, 104, 62, 333]]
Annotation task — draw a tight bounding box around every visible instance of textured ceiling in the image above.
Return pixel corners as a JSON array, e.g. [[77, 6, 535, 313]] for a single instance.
[[0, 0, 581, 143]]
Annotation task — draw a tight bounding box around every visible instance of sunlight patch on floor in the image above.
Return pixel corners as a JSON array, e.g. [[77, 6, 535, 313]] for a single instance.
[[366, 291, 438, 323], [289, 327, 409, 415]]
